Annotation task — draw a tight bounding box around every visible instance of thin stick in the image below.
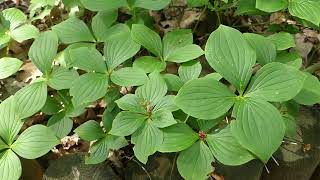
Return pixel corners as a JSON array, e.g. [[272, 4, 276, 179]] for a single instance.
[[271, 156, 279, 166], [184, 115, 190, 123], [193, 6, 207, 34], [283, 137, 304, 144], [264, 164, 270, 174], [170, 153, 178, 180], [132, 158, 152, 180]]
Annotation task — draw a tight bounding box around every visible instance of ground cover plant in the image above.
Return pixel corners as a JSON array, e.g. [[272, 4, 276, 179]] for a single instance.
[[1, 0, 320, 179]]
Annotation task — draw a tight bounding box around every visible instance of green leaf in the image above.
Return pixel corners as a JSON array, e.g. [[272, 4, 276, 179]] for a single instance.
[[91, 10, 117, 42], [47, 66, 79, 90], [10, 24, 39, 43], [110, 111, 146, 136], [245, 62, 305, 102], [12, 125, 59, 159], [0, 96, 23, 144], [275, 51, 302, 69], [236, 0, 263, 15], [268, 32, 296, 50], [47, 113, 73, 139], [231, 98, 285, 162], [30, 0, 55, 6], [102, 109, 118, 133], [163, 29, 193, 58], [29, 31, 58, 73], [131, 0, 171, 10], [133, 56, 166, 73], [111, 67, 148, 87], [80, 0, 128, 11], [206, 126, 254, 166], [153, 95, 179, 112], [158, 123, 198, 152], [205, 25, 256, 92], [136, 72, 168, 105], [103, 23, 131, 41], [62, 43, 96, 68], [282, 114, 296, 138], [244, 33, 276, 65], [104, 32, 141, 70], [177, 141, 214, 180], [0, 57, 22, 79], [74, 120, 104, 141], [131, 24, 162, 57], [29, 6, 52, 22], [132, 121, 163, 164], [85, 137, 109, 164], [70, 73, 108, 106], [69, 47, 107, 73], [162, 74, 184, 92], [52, 17, 95, 44], [187, 0, 209, 7], [115, 94, 146, 113], [205, 73, 223, 81], [164, 44, 204, 63], [294, 73, 320, 105], [1, 8, 26, 30], [197, 118, 223, 132], [151, 109, 176, 128], [55, 90, 88, 117], [175, 77, 236, 119], [0, 27, 11, 49], [108, 135, 128, 150], [256, 0, 288, 12], [85, 135, 127, 164], [0, 139, 8, 150], [288, 0, 320, 26], [0, 150, 22, 180], [15, 81, 47, 119], [41, 96, 61, 115], [178, 60, 202, 82], [104, 88, 121, 112]]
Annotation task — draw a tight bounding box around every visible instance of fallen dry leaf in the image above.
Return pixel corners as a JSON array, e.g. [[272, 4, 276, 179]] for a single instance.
[[16, 61, 42, 83], [295, 33, 313, 59], [180, 8, 202, 28], [61, 134, 80, 150], [270, 12, 286, 24]]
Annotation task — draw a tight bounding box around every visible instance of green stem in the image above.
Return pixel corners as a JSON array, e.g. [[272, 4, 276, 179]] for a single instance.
[[184, 115, 190, 123], [214, 0, 221, 27], [192, 6, 207, 34], [5, 40, 11, 56]]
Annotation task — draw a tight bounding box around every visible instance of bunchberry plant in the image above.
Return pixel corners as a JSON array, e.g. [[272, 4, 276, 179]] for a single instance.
[[0, 8, 39, 49], [237, 0, 320, 27], [132, 24, 204, 70], [0, 94, 59, 180], [1, 0, 320, 179], [74, 119, 128, 164], [176, 25, 305, 160], [189, 0, 320, 28], [110, 72, 178, 163]]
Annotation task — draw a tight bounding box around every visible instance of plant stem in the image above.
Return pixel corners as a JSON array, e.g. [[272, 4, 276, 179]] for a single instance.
[[131, 158, 152, 180], [5, 41, 11, 56], [184, 115, 190, 123], [192, 6, 207, 34], [214, 0, 221, 28]]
